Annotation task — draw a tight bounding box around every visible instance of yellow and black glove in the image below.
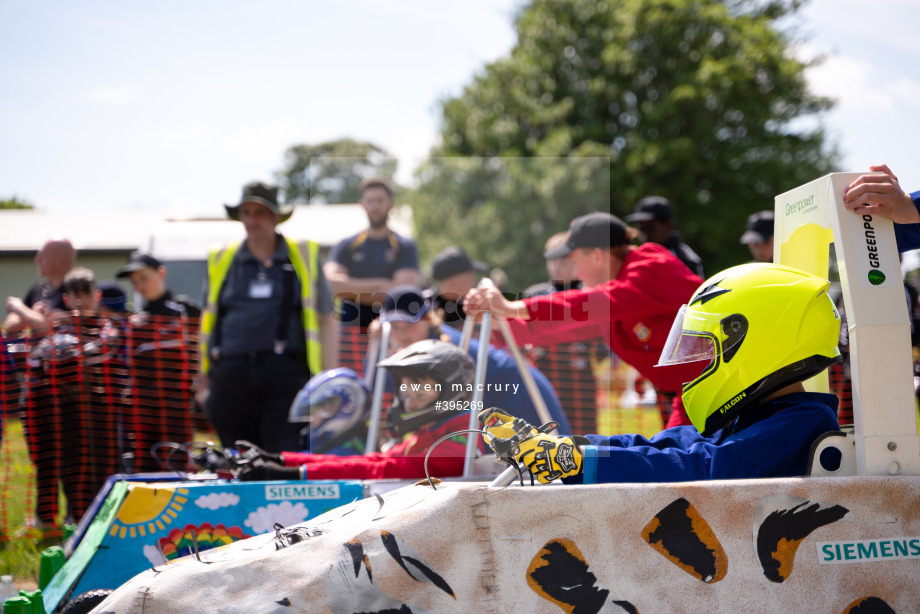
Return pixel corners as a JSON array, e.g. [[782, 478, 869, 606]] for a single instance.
[[479, 408, 587, 483]]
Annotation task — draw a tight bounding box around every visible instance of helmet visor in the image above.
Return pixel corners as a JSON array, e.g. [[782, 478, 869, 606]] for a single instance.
[[308, 397, 342, 424], [657, 305, 747, 367], [289, 389, 342, 424], [657, 306, 715, 366]]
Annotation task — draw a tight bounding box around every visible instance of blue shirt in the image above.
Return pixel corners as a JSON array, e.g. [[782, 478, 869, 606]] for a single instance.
[[328, 230, 418, 327], [568, 392, 839, 484], [893, 191, 920, 252]]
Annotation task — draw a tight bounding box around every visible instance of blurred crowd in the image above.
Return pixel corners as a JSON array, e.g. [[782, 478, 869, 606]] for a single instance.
[[3, 166, 920, 526]]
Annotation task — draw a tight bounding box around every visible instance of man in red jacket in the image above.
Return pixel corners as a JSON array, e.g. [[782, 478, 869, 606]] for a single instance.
[[465, 212, 703, 427]]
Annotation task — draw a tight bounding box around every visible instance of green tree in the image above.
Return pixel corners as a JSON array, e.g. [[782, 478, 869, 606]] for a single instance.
[[276, 139, 399, 204], [409, 155, 609, 291], [427, 0, 838, 274], [0, 196, 34, 210]]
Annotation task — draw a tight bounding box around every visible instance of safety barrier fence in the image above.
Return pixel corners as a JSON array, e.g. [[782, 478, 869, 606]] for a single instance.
[[0, 313, 201, 538], [1, 316, 852, 541]]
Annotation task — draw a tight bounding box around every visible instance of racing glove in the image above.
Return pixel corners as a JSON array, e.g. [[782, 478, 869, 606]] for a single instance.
[[237, 459, 303, 481], [234, 440, 283, 465], [479, 408, 588, 483]]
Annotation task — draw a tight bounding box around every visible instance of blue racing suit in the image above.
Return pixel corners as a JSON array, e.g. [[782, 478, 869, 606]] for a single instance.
[[893, 191, 920, 252], [566, 392, 839, 484]]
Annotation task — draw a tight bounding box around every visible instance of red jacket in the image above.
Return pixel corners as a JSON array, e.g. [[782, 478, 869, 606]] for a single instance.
[[509, 243, 703, 394], [281, 413, 476, 480]]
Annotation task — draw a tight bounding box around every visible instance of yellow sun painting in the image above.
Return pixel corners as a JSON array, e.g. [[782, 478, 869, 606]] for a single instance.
[[109, 484, 189, 539]]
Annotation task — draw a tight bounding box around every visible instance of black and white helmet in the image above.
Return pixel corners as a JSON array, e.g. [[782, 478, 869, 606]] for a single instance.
[[378, 339, 474, 437]]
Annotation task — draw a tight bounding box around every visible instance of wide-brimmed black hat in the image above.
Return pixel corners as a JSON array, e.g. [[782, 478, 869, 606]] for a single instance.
[[224, 181, 294, 223], [544, 212, 638, 259]]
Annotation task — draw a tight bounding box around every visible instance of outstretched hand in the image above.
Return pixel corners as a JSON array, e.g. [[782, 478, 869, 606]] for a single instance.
[[844, 164, 920, 224], [463, 286, 527, 321]]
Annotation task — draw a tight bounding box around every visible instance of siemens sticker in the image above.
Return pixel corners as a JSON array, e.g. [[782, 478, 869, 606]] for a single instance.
[[265, 484, 341, 501], [816, 537, 920, 564]]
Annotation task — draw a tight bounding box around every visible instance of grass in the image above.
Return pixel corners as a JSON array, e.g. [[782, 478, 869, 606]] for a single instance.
[[0, 419, 63, 587]]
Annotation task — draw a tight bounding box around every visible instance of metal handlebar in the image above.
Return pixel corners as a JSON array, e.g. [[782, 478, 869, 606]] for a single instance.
[[364, 320, 391, 454]]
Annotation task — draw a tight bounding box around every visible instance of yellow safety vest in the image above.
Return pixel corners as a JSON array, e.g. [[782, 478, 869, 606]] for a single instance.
[[199, 236, 322, 376]]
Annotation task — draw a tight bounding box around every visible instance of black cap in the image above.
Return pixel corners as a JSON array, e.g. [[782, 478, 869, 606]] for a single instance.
[[224, 181, 294, 223], [740, 210, 775, 245], [544, 212, 637, 259], [625, 195, 673, 223], [431, 246, 488, 282], [98, 281, 128, 313], [116, 253, 163, 278], [381, 285, 431, 323]]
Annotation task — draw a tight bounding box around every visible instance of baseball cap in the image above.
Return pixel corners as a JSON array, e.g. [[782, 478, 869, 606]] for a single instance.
[[625, 196, 673, 223], [544, 212, 638, 259], [116, 253, 163, 278], [381, 286, 431, 323], [431, 246, 488, 282], [740, 210, 775, 245], [98, 281, 128, 313]]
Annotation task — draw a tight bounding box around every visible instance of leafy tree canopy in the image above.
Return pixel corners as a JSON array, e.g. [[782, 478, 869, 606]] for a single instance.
[[409, 155, 609, 291], [276, 139, 398, 204], [0, 196, 34, 210], [424, 0, 837, 276]]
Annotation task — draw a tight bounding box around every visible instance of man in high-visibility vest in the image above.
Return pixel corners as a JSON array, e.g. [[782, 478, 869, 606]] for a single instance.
[[197, 181, 338, 452]]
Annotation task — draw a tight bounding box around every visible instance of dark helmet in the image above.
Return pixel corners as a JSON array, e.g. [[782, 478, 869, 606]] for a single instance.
[[378, 339, 474, 437], [288, 368, 370, 454]]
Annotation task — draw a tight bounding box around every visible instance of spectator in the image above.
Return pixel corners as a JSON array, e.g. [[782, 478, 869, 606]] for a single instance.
[[116, 253, 201, 317], [479, 263, 842, 484], [324, 176, 419, 329], [740, 210, 774, 263], [98, 281, 129, 316], [520, 232, 599, 433], [465, 212, 703, 429], [521, 232, 582, 299], [429, 246, 488, 329], [25, 267, 124, 525], [4, 237, 76, 334], [626, 196, 704, 277], [198, 181, 338, 452], [116, 254, 201, 471]]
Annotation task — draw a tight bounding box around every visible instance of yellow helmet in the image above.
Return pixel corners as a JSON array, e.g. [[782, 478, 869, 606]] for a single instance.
[[657, 262, 842, 435]]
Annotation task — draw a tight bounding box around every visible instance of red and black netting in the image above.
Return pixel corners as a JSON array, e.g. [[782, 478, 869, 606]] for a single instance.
[[1, 319, 611, 535], [1, 313, 201, 528]]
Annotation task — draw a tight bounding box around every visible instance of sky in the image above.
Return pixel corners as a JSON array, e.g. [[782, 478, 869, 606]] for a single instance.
[[1, 0, 918, 219]]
